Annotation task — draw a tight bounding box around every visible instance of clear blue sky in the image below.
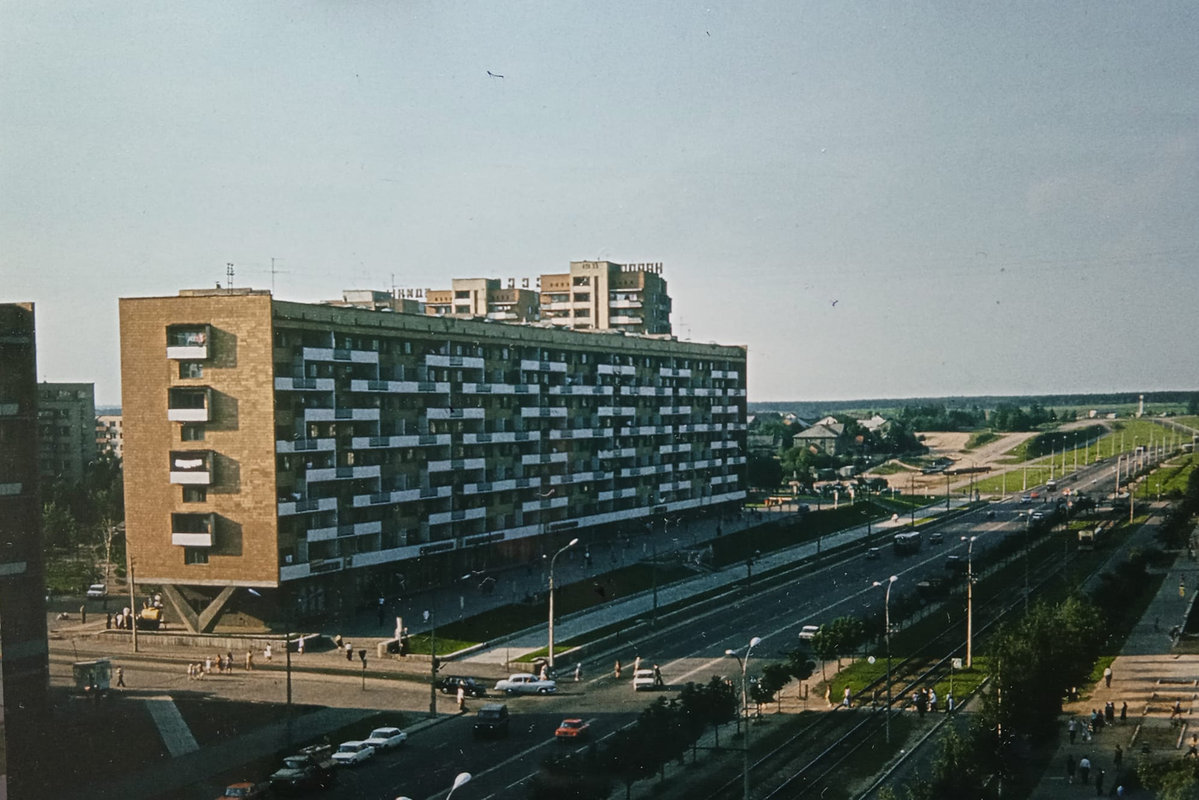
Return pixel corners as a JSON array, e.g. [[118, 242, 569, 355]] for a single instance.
[[3, 2, 1197, 405]]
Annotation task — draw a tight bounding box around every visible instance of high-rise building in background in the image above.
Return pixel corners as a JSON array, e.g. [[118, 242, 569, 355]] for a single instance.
[[96, 414, 124, 460], [0, 302, 50, 800], [120, 288, 745, 632], [37, 382, 97, 483], [418, 261, 671, 335]]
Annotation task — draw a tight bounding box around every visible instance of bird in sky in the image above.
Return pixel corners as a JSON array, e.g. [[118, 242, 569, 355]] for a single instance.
[[831, 299, 839, 307], [487, 70, 504, 79]]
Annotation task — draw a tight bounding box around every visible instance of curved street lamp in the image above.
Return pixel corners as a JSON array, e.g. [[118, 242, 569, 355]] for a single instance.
[[725, 636, 762, 800], [396, 770, 471, 800], [872, 575, 898, 744], [547, 538, 579, 669]]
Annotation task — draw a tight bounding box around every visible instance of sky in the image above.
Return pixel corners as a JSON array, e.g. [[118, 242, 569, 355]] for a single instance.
[[3, 2, 1197, 406]]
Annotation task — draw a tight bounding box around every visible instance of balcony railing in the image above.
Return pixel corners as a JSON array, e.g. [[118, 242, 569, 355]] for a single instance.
[[166, 325, 210, 360], [169, 450, 212, 485]]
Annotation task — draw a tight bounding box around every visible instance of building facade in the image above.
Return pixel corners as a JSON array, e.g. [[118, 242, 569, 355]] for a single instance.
[[0, 303, 50, 800], [120, 289, 746, 632], [96, 414, 124, 460], [424, 278, 540, 323], [37, 382, 97, 483], [539, 261, 671, 334]]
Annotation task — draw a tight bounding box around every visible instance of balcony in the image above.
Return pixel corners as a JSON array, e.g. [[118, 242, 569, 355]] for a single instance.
[[658, 367, 693, 379], [550, 427, 612, 440], [519, 359, 567, 373], [659, 443, 692, 454], [597, 406, 636, 417], [609, 315, 643, 326], [171, 512, 214, 547], [349, 433, 449, 450], [520, 406, 567, 419], [520, 495, 568, 514], [521, 452, 568, 466], [597, 364, 636, 376], [169, 450, 212, 485], [425, 354, 485, 370], [426, 458, 487, 473], [167, 386, 211, 423], [460, 382, 536, 395], [276, 437, 336, 454], [301, 346, 379, 364], [462, 431, 539, 445], [426, 407, 486, 421], [166, 325, 211, 360], [305, 464, 382, 483], [428, 506, 487, 526], [352, 485, 450, 507], [349, 379, 449, 394], [306, 520, 383, 542], [303, 407, 380, 422], [275, 377, 335, 392], [277, 496, 339, 516]]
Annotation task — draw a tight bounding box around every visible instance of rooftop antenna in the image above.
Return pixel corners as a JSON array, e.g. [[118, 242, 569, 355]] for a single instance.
[[269, 257, 289, 294], [226, 262, 234, 289]]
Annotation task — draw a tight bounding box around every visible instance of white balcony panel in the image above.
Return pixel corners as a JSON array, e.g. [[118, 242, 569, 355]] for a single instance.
[[277, 438, 336, 454], [598, 406, 636, 417], [520, 496, 569, 513], [519, 359, 567, 373], [305, 465, 381, 482], [277, 496, 339, 516], [426, 458, 487, 473], [302, 346, 378, 364], [169, 470, 211, 485], [461, 431, 540, 445], [171, 532, 212, 547], [167, 344, 209, 360], [598, 447, 636, 459], [597, 364, 636, 376], [426, 407, 486, 420], [276, 377, 335, 392], [167, 407, 209, 423], [425, 354, 485, 370], [520, 406, 567, 418], [550, 428, 612, 440], [350, 433, 449, 449], [548, 385, 611, 396], [610, 315, 643, 325], [303, 407, 380, 422], [428, 506, 487, 526], [659, 443, 693, 454], [460, 383, 536, 395], [521, 452, 568, 466]]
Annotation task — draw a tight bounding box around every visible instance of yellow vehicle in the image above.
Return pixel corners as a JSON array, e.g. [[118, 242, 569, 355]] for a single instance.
[[135, 605, 163, 630]]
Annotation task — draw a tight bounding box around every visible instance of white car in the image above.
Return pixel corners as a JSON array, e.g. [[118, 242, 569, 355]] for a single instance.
[[632, 669, 658, 691], [799, 625, 820, 641], [330, 740, 376, 767], [363, 726, 407, 751], [86, 583, 107, 599], [494, 673, 558, 695]]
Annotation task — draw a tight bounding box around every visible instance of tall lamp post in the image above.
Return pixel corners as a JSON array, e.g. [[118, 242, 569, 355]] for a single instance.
[[872, 575, 898, 744], [396, 771, 471, 800], [725, 636, 762, 800], [547, 537, 579, 670], [962, 535, 977, 667]]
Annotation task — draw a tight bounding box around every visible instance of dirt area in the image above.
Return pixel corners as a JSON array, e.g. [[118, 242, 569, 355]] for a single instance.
[[872, 430, 1039, 492]]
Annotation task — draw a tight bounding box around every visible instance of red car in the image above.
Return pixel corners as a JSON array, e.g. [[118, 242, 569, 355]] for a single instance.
[[555, 718, 590, 741]]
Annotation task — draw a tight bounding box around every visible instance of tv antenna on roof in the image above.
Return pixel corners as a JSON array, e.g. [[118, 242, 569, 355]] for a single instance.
[[226, 262, 234, 289]]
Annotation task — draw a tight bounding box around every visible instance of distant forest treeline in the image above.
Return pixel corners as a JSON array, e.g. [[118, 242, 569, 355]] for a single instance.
[[750, 390, 1199, 422]]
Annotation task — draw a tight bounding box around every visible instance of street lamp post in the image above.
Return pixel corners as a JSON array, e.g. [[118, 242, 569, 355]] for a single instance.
[[872, 576, 898, 744], [547, 537, 579, 670], [725, 636, 762, 800], [962, 536, 977, 667], [397, 771, 471, 800]]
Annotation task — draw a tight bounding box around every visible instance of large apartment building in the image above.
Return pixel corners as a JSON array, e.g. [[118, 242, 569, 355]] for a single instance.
[[37, 381, 97, 483], [120, 289, 746, 632], [0, 303, 50, 800]]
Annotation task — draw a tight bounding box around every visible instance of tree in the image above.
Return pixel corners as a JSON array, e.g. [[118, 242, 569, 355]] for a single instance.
[[678, 677, 737, 749], [752, 662, 794, 712], [746, 454, 783, 490]]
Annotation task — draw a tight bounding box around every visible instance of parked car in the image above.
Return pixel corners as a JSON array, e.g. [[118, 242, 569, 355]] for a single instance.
[[330, 741, 376, 767], [363, 726, 407, 751], [555, 718, 590, 741], [438, 676, 488, 697], [269, 746, 336, 791], [494, 673, 557, 695], [86, 583, 107, 599], [473, 703, 510, 738], [215, 781, 270, 799]]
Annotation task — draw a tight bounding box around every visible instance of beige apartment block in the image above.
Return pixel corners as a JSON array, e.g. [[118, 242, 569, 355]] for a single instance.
[[120, 288, 745, 633]]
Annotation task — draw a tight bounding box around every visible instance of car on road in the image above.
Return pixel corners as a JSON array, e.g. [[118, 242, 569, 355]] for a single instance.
[[632, 669, 659, 691], [330, 740, 376, 767], [215, 781, 270, 799], [438, 675, 488, 697], [1020, 495, 1032, 504], [473, 703, 510, 738], [555, 718, 590, 741], [494, 673, 557, 695], [928, 532, 944, 545], [269, 747, 336, 792], [865, 547, 880, 560], [86, 583, 107, 599], [985, 509, 996, 519], [799, 625, 820, 641], [363, 726, 407, 751]]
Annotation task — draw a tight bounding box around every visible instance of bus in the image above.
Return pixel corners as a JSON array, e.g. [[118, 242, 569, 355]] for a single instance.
[[893, 531, 923, 555]]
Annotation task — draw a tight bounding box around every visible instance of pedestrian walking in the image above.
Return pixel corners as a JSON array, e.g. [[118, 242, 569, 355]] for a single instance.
[[1120, 701, 1127, 723], [1065, 753, 1076, 783], [946, 692, 955, 713], [574, 663, 582, 682], [1095, 768, 1105, 796], [929, 688, 938, 713], [614, 660, 622, 679], [457, 686, 466, 712], [297, 637, 304, 655], [843, 686, 852, 708], [1113, 744, 1123, 770], [246, 650, 254, 670], [1171, 699, 1184, 724], [265, 643, 272, 662], [116, 667, 125, 687], [204, 656, 212, 676], [1104, 666, 1113, 688], [654, 664, 663, 687], [1069, 718, 1078, 744], [80, 605, 87, 625], [1105, 701, 1115, 725], [345, 642, 353, 661], [539, 664, 548, 681], [1079, 755, 1091, 785], [634, 656, 641, 674]]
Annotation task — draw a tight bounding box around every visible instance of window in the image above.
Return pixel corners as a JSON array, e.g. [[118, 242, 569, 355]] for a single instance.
[[181, 424, 205, 441], [184, 547, 209, 565], [179, 361, 203, 379], [183, 486, 207, 503]]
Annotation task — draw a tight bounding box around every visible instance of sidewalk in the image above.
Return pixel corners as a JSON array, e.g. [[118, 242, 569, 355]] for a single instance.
[[1027, 503, 1197, 799]]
